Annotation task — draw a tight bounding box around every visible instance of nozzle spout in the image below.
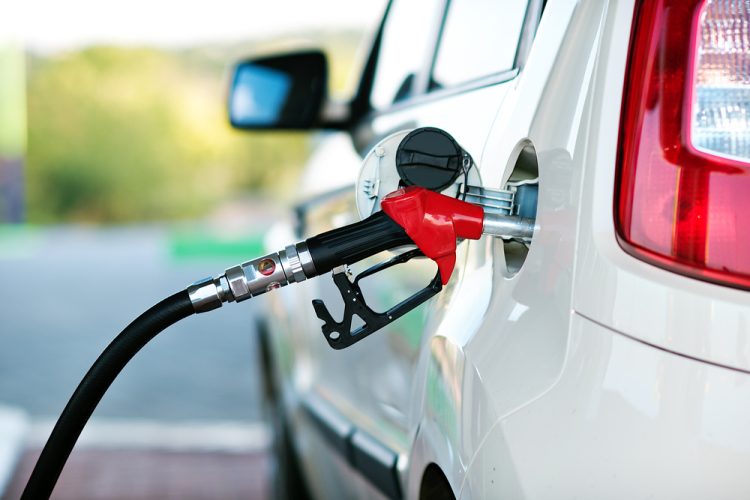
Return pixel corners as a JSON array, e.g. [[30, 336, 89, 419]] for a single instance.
[[482, 212, 536, 240]]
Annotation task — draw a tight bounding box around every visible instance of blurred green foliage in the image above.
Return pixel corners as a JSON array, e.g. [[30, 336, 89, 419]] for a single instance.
[[0, 43, 26, 155], [25, 33, 360, 223]]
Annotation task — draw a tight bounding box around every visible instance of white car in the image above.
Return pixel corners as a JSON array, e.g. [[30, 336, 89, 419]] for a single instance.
[[229, 0, 750, 498]]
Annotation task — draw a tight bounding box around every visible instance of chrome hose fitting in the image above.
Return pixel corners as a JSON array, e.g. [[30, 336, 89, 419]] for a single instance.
[[187, 276, 231, 313], [188, 243, 317, 313]]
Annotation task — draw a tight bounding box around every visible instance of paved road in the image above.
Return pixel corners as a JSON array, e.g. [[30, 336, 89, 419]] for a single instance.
[[0, 224, 266, 422]]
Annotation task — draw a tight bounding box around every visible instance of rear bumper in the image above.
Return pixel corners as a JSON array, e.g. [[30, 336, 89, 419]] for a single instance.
[[461, 312, 750, 499]]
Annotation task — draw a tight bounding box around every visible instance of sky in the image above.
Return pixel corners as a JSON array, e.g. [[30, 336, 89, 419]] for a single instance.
[[0, 0, 386, 52]]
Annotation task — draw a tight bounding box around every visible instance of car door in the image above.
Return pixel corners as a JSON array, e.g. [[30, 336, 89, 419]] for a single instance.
[[267, 1, 542, 498]]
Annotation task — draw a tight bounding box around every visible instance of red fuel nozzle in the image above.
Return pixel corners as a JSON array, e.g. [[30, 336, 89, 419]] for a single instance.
[[381, 186, 484, 284], [305, 186, 533, 348]]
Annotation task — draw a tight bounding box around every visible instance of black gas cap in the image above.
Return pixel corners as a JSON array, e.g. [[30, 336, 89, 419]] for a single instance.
[[396, 127, 466, 191]]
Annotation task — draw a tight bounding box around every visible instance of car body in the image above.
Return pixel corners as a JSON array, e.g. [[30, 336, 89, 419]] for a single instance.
[[233, 0, 750, 498]]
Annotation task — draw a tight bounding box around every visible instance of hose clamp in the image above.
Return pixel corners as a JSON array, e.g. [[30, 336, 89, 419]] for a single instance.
[[295, 241, 317, 278], [281, 245, 307, 283]]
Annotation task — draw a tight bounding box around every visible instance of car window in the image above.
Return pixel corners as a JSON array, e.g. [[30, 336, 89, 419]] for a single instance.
[[370, 0, 444, 110], [431, 0, 529, 90]]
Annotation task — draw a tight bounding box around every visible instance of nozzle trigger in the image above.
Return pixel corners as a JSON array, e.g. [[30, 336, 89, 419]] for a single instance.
[[312, 250, 442, 349]]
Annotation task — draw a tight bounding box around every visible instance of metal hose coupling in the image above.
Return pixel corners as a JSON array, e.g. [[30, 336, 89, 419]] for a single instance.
[[187, 242, 317, 313]]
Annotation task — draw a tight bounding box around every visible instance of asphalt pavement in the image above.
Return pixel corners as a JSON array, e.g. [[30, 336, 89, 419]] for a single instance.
[[0, 212, 285, 498], [0, 223, 265, 422]]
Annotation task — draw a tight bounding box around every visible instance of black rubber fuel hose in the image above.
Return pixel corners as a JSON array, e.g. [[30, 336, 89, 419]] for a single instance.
[[21, 290, 194, 500]]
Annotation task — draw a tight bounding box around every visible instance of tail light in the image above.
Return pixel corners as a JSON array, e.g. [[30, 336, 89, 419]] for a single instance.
[[615, 0, 750, 290]]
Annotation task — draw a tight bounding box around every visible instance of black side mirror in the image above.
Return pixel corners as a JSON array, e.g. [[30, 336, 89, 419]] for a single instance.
[[228, 50, 328, 130]]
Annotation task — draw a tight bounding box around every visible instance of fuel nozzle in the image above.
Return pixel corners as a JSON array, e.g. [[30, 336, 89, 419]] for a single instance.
[[189, 186, 535, 348], [381, 186, 535, 284]]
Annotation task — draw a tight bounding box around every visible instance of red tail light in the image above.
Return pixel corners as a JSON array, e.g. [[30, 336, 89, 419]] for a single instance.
[[616, 0, 750, 290]]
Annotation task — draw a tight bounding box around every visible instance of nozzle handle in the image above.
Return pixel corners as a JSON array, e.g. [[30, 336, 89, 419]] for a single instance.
[[306, 211, 413, 275]]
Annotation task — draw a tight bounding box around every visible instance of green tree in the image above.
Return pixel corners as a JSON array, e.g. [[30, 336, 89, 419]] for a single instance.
[[26, 46, 311, 223]]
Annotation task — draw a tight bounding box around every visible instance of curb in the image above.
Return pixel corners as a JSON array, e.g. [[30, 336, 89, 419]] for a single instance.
[[28, 418, 270, 454], [0, 405, 30, 497]]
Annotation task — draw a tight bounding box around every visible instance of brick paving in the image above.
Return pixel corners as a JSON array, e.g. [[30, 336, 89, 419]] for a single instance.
[[3, 448, 269, 500]]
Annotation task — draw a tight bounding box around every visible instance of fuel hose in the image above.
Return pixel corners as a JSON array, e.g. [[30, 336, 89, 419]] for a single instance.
[[21, 292, 194, 500], [21, 211, 410, 499]]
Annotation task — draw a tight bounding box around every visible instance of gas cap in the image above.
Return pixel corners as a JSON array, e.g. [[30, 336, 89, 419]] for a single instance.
[[396, 127, 466, 191], [355, 128, 482, 220]]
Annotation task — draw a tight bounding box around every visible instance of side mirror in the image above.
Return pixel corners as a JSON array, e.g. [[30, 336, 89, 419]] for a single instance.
[[228, 50, 328, 130]]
